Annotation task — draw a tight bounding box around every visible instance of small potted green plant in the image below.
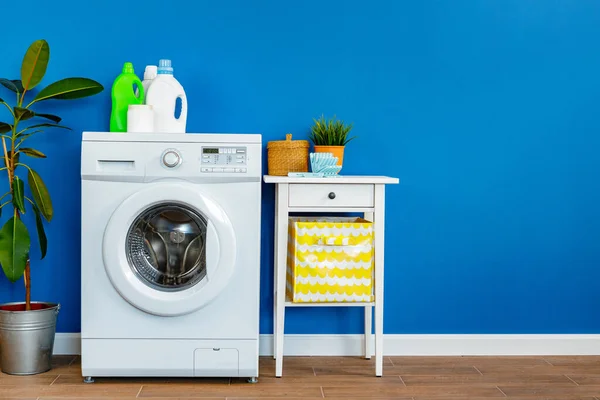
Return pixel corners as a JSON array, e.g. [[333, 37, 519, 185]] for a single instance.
[[0, 39, 103, 375], [308, 114, 355, 169]]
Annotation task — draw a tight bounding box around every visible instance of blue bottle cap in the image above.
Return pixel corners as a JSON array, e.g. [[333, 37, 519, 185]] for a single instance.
[[158, 59, 173, 75]]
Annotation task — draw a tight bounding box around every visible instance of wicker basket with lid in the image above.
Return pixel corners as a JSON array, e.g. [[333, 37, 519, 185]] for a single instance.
[[267, 134, 309, 176]]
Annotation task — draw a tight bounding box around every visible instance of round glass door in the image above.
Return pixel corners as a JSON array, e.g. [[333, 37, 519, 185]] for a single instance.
[[126, 204, 207, 291], [102, 183, 237, 317]]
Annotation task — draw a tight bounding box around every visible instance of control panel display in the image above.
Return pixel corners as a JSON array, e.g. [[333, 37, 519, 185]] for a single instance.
[[201, 146, 247, 173]]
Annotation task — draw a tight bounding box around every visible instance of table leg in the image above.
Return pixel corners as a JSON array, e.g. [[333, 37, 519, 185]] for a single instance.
[[363, 211, 374, 360], [272, 188, 279, 360], [364, 306, 373, 359], [275, 184, 289, 377], [373, 186, 385, 377]]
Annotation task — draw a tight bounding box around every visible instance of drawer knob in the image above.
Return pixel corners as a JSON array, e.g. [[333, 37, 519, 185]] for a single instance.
[[328, 192, 336, 200]]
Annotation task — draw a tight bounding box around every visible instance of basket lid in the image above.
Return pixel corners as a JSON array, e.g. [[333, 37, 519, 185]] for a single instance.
[[267, 134, 309, 149]]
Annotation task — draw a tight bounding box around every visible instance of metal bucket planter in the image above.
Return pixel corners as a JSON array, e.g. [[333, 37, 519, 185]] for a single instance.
[[0, 302, 60, 375]]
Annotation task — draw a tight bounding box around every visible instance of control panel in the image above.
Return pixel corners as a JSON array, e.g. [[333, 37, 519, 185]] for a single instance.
[[201, 146, 247, 173]]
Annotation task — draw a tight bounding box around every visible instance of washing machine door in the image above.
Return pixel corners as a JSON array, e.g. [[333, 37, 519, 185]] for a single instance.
[[102, 183, 236, 316]]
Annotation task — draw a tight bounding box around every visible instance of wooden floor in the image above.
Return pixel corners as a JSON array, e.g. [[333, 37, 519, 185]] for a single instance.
[[1, 355, 599, 399]]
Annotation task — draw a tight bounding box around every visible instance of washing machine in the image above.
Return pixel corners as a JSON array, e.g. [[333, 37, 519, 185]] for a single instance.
[[80, 132, 262, 381]]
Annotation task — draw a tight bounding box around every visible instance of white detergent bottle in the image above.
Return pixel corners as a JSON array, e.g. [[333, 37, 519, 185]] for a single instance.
[[136, 65, 157, 100], [146, 59, 188, 133]]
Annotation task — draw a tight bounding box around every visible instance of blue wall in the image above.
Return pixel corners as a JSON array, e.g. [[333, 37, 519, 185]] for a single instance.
[[1, 0, 599, 334]]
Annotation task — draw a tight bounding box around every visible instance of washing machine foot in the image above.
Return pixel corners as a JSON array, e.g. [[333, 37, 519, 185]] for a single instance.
[[83, 376, 95, 384], [247, 376, 258, 384]]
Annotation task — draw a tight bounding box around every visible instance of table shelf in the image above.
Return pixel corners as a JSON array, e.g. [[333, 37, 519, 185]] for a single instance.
[[285, 301, 375, 307]]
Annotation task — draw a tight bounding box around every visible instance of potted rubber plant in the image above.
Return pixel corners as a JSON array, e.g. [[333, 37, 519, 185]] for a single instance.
[[0, 39, 103, 375], [308, 114, 355, 169]]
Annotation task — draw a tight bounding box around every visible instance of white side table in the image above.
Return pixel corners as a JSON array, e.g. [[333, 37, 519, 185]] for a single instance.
[[263, 175, 399, 377]]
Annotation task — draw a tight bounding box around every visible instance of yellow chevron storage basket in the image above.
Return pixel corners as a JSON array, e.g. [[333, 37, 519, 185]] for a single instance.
[[286, 217, 374, 303]]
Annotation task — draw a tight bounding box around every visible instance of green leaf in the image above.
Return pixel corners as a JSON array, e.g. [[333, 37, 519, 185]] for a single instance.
[[0, 123, 12, 134], [34, 113, 61, 123], [28, 168, 52, 222], [31, 78, 103, 104], [21, 40, 49, 91], [20, 148, 46, 158], [32, 204, 47, 259], [0, 217, 30, 283], [308, 115, 354, 146], [16, 132, 41, 148], [12, 176, 25, 214], [14, 107, 34, 121], [18, 123, 71, 135], [0, 79, 24, 94]]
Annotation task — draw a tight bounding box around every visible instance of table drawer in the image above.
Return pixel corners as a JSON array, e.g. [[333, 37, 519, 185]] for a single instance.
[[289, 184, 374, 208]]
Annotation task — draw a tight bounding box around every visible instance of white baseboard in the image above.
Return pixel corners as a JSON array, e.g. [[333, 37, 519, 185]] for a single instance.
[[54, 333, 600, 356], [54, 333, 81, 355]]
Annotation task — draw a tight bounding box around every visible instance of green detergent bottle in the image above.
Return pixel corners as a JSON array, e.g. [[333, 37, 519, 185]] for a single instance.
[[110, 62, 144, 132]]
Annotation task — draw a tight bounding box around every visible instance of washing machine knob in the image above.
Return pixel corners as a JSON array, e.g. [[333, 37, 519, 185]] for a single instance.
[[162, 150, 181, 168]]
